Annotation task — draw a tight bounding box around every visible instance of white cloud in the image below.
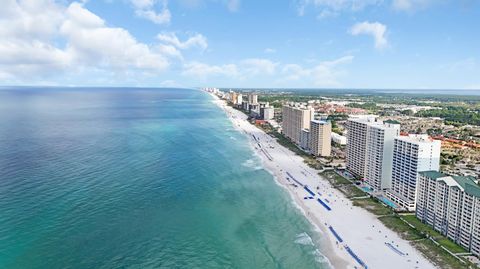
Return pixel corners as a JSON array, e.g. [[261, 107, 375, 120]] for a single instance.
[[0, 1, 191, 83], [226, 0, 240, 12], [182, 58, 279, 81], [157, 32, 208, 50], [392, 0, 432, 11], [130, 0, 171, 24], [297, 0, 382, 16], [350, 21, 388, 49], [182, 61, 240, 80], [280, 56, 354, 87], [241, 58, 278, 75], [61, 2, 169, 70], [264, 48, 276, 54], [181, 56, 353, 86]]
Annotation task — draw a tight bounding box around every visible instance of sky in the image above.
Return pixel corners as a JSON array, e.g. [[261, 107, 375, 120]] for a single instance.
[[0, 0, 479, 89]]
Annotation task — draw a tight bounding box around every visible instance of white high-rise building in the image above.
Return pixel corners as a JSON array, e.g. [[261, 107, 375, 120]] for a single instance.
[[309, 120, 332, 157], [386, 135, 441, 211], [364, 122, 400, 191], [416, 171, 480, 256], [282, 104, 314, 144], [236, 94, 243, 105], [345, 116, 377, 179], [300, 129, 310, 151], [260, 107, 274, 120], [248, 94, 258, 104]]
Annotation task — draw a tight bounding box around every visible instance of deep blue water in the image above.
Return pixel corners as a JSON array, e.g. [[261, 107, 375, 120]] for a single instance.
[[0, 88, 328, 268]]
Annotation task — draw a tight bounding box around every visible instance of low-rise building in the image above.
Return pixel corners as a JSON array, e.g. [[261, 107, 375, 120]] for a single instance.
[[331, 132, 347, 145]]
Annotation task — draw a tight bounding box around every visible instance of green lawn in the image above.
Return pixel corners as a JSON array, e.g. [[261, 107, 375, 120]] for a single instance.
[[319, 171, 351, 185], [402, 214, 442, 237], [412, 239, 470, 269], [339, 185, 368, 198], [401, 214, 468, 254], [378, 215, 424, 241], [353, 198, 393, 216], [437, 238, 468, 254]]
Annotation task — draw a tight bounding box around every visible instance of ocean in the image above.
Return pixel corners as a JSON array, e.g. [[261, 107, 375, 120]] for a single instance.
[[0, 87, 328, 268]]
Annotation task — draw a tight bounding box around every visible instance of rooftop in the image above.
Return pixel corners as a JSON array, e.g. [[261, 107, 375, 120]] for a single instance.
[[419, 171, 480, 198], [311, 120, 329, 124], [395, 134, 436, 144]]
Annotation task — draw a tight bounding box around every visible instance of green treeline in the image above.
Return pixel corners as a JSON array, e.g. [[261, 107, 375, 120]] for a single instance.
[[416, 107, 480, 126]]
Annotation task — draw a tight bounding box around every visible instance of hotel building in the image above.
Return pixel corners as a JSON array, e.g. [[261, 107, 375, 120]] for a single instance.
[[345, 116, 377, 179], [386, 135, 441, 211], [309, 120, 332, 157], [282, 104, 314, 144], [260, 107, 275, 120], [300, 129, 310, 151], [248, 94, 258, 104], [236, 94, 243, 105], [416, 171, 480, 256], [364, 122, 400, 191]]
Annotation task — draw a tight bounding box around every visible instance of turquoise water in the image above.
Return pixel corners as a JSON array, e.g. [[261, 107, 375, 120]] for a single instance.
[[0, 88, 328, 268], [379, 197, 398, 209], [361, 186, 373, 193]]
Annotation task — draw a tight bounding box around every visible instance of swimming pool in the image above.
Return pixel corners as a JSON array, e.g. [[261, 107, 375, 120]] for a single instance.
[[379, 196, 398, 209], [361, 186, 373, 193]]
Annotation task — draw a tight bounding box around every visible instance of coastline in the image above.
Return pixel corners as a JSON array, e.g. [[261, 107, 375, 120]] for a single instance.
[[209, 93, 438, 269]]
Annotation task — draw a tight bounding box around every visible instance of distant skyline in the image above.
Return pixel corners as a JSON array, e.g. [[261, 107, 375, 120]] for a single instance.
[[1, 0, 479, 89]]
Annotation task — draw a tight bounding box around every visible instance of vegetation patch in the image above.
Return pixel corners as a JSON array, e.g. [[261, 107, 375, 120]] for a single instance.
[[352, 198, 393, 216], [319, 170, 351, 185], [378, 215, 424, 241]]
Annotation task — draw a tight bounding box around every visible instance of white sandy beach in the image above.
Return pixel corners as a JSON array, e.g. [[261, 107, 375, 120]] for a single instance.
[[211, 94, 437, 269]]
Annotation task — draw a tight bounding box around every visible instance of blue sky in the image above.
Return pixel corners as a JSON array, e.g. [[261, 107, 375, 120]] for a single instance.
[[1, 0, 479, 89]]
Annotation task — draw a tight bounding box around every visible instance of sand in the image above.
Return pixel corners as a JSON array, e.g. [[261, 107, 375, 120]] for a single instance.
[[211, 94, 437, 269]]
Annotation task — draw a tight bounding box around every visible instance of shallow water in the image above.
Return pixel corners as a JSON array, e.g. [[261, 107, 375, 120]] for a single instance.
[[0, 87, 329, 269]]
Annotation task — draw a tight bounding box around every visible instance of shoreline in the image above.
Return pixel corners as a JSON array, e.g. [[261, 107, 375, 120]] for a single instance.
[[209, 93, 437, 269]]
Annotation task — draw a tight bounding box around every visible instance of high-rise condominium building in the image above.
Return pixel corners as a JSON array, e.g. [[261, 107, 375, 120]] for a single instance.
[[300, 129, 310, 151], [364, 122, 400, 191], [248, 94, 258, 104], [236, 94, 243, 105], [416, 171, 480, 256], [309, 120, 332, 157], [282, 104, 314, 144], [230, 92, 238, 104], [345, 116, 377, 179], [260, 107, 275, 120], [386, 135, 441, 211]]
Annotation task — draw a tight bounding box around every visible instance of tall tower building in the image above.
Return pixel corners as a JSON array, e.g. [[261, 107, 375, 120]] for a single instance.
[[309, 120, 332, 157], [386, 134, 441, 211], [282, 104, 314, 144], [345, 116, 376, 179], [364, 122, 400, 191], [236, 94, 243, 105], [248, 94, 258, 104]]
